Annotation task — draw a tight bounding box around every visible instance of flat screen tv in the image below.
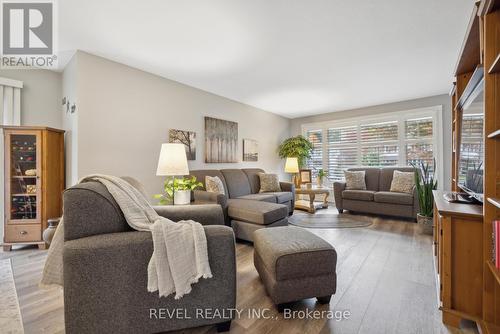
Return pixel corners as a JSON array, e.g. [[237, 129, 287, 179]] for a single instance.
[[457, 75, 484, 203]]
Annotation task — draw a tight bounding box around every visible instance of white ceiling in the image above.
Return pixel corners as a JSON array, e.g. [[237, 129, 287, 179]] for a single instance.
[[59, 0, 473, 119]]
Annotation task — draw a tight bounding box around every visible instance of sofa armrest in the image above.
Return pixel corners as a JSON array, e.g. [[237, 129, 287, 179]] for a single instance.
[[153, 204, 224, 226], [412, 186, 420, 218], [333, 181, 346, 209], [193, 190, 227, 207], [63, 226, 236, 333], [280, 181, 296, 209]]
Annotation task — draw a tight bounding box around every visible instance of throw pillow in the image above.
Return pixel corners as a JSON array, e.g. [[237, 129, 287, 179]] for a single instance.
[[205, 176, 225, 195], [390, 170, 415, 194], [258, 173, 281, 192], [344, 171, 367, 190]]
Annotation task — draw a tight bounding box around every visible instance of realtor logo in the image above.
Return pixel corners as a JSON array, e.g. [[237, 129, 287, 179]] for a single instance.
[[1, 0, 57, 68]]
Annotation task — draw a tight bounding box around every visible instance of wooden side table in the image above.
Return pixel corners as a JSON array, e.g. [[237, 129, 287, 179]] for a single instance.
[[294, 186, 330, 213]]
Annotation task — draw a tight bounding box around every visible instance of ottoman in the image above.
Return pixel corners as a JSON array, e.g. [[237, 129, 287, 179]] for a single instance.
[[253, 226, 337, 310], [228, 199, 288, 242]]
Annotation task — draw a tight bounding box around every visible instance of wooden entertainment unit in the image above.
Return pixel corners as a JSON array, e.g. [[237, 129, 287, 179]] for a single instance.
[[438, 1, 500, 332]]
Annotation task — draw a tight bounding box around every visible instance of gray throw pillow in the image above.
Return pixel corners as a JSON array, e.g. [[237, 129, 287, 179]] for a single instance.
[[344, 171, 367, 190], [205, 176, 225, 195], [258, 173, 281, 192], [390, 170, 415, 194]]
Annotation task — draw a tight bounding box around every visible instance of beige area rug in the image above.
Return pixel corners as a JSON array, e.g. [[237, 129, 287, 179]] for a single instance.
[[0, 259, 24, 334], [289, 213, 373, 229]]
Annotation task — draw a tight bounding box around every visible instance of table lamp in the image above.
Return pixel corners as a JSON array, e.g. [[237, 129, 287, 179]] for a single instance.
[[156, 143, 189, 205], [284, 157, 300, 187]]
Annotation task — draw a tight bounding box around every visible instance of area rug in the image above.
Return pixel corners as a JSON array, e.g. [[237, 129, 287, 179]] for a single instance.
[[0, 259, 24, 334], [288, 213, 373, 229]]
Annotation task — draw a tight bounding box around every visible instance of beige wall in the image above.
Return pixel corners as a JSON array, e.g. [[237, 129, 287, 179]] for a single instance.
[[71, 51, 291, 198], [290, 94, 453, 190]]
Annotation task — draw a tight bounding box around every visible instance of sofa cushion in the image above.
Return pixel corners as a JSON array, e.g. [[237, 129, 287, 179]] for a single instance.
[[237, 193, 277, 203], [253, 226, 337, 281], [265, 191, 293, 204], [190, 170, 229, 195], [342, 190, 375, 201], [242, 168, 265, 193], [227, 199, 288, 225], [259, 173, 282, 192], [379, 167, 416, 191], [390, 170, 415, 194], [347, 168, 380, 191], [205, 176, 226, 195], [374, 191, 413, 205], [344, 171, 366, 190], [221, 169, 252, 198]]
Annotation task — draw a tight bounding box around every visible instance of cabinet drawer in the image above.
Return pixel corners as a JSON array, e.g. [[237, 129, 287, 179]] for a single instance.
[[5, 224, 41, 242]]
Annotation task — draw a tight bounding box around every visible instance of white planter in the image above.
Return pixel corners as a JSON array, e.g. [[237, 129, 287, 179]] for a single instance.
[[174, 190, 191, 205]]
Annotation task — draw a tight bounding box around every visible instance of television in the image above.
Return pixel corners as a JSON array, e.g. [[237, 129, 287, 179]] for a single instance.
[[457, 72, 484, 203]]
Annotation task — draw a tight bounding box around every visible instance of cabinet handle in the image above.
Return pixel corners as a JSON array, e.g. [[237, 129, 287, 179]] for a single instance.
[[19, 230, 27, 235]]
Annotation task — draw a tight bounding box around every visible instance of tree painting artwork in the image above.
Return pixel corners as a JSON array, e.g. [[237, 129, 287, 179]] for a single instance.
[[243, 139, 258, 161], [168, 129, 196, 160], [205, 116, 238, 163]]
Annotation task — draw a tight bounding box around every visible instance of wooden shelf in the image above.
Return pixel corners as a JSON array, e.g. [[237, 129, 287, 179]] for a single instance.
[[11, 176, 36, 179], [488, 53, 500, 74], [486, 260, 500, 286], [454, 3, 480, 75], [487, 197, 500, 209], [487, 129, 500, 138], [11, 193, 36, 197]]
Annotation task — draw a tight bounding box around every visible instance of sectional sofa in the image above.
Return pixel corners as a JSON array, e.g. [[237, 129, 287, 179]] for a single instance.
[[190, 168, 295, 241], [333, 167, 419, 219]]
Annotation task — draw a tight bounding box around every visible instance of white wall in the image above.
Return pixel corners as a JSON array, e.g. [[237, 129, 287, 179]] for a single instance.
[[290, 94, 453, 190], [70, 51, 291, 198]]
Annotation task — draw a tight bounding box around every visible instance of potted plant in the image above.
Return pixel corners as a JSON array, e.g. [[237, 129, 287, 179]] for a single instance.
[[277, 135, 313, 168], [317, 169, 327, 187], [411, 160, 438, 235], [154, 176, 203, 205]]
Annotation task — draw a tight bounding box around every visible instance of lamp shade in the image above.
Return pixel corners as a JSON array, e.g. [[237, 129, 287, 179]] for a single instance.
[[284, 157, 299, 173], [156, 143, 189, 176]]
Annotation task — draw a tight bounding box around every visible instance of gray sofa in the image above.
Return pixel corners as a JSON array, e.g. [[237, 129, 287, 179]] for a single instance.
[[333, 167, 419, 219], [190, 169, 295, 241], [62, 181, 236, 334]]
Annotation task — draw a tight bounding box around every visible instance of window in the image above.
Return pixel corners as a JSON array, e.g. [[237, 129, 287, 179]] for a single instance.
[[306, 129, 323, 179], [458, 114, 484, 184], [302, 107, 442, 186]]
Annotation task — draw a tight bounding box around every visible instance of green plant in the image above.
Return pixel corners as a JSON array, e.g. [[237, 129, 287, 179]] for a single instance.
[[153, 176, 203, 205], [277, 135, 313, 168], [411, 159, 438, 218], [317, 169, 327, 178]]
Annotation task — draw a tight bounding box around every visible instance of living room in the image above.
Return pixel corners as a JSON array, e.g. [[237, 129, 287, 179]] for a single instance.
[[1, 1, 500, 334]]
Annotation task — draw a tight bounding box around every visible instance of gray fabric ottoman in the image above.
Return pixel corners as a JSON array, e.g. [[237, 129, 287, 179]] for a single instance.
[[228, 199, 288, 242], [253, 226, 337, 310]]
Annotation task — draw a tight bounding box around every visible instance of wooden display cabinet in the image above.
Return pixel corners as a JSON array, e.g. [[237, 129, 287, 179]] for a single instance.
[[2, 126, 64, 251]]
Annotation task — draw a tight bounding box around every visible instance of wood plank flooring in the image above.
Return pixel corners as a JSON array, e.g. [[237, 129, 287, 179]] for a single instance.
[[1, 210, 480, 334]]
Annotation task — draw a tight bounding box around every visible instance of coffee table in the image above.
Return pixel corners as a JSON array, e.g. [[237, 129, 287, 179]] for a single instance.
[[294, 186, 330, 213]]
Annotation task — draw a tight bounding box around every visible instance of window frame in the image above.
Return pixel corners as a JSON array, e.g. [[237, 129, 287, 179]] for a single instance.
[[301, 105, 444, 188]]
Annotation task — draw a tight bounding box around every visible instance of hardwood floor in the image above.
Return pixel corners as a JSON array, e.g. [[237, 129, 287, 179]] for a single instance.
[[1, 210, 479, 334]]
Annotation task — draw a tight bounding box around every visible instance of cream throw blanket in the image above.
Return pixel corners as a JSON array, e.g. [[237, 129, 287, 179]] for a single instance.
[[40, 175, 212, 299]]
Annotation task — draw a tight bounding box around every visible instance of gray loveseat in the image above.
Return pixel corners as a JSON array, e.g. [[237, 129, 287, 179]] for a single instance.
[[63, 180, 236, 334], [333, 167, 419, 219], [190, 169, 295, 241]]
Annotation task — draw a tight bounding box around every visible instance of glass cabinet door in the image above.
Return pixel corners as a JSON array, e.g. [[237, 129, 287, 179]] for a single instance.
[[7, 133, 40, 223]]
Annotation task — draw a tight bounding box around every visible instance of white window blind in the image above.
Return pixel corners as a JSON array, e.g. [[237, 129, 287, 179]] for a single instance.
[[302, 107, 442, 183], [360, 121, 399, 166], [306, 129, 323, 179], [405, 117, 434, 172], [327, 126, 358, 181]]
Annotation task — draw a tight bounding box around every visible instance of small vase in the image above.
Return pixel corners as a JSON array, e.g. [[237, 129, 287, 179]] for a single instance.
[[174, 190, 191, 205], [417, 214, 433, 235], [43, 218, 60, 245], [317, 177, 323, 187]]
